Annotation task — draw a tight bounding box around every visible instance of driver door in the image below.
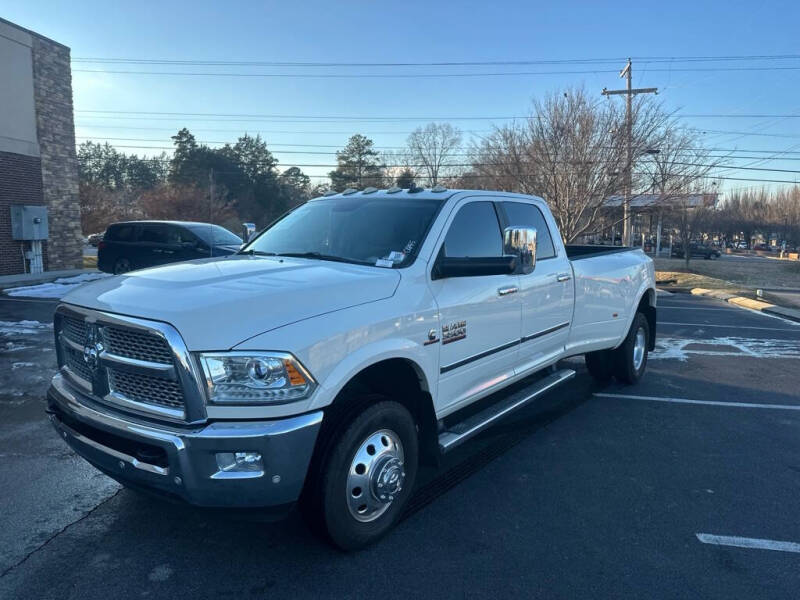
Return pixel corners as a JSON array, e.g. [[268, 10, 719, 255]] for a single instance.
[[429, 200, 522, 416]]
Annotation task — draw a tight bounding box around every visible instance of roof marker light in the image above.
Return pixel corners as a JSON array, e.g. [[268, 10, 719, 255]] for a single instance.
[[361, 187, 379, 194], [342, 188, 358, 195], [431, 185, 448, 193], [323, 190, 338, 197], [386, 187, 402, 194]]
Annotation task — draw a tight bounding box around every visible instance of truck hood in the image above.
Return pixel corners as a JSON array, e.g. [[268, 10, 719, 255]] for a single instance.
[[62, 256, 401, 349]]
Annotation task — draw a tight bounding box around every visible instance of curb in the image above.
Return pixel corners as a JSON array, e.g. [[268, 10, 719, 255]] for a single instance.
[[0, 269, 97, 292], [661, 286, 800, 324]]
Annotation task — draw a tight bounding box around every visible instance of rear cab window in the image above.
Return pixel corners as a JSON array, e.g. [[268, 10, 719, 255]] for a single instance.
[[500, 202, 557, 259]]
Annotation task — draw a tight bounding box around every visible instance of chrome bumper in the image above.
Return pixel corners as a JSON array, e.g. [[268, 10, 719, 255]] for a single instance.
[[47, 373, 323, 508]]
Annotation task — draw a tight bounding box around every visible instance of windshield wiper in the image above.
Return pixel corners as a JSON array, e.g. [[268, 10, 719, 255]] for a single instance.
[[276, 252, 369, 266], [237, 249, 278, 256]]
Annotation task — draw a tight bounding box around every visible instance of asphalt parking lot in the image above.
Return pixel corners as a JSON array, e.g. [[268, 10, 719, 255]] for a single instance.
[[1, 291, 800, 599]]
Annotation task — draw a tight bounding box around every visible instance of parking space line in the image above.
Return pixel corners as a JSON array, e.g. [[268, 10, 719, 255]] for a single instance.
[[659, 322, 798, 332], [658, 307, 743, 312], [696, 533, 800, 554], [594, 393, 800, 411]]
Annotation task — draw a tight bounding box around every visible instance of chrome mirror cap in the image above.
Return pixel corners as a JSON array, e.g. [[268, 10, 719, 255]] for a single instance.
[[503, 226, 537, 274]]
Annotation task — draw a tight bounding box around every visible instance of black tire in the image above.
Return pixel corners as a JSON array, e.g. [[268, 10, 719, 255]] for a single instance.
[[301, 398, 418, 551], [113, 257, 133, 274], [613, 312, 650, 384], [585, 350, 615, 382]]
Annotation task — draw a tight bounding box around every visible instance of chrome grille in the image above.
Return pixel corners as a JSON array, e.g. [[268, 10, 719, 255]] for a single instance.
[[61, 315, 88, 345], [63, 344, 93, 381], [103, 326, 173, 364], [107, 369, 184, 409], [55, 307, 196, 421]]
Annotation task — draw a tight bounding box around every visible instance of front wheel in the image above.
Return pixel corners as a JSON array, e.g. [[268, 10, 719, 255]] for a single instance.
[[302, 399, 418, 550]]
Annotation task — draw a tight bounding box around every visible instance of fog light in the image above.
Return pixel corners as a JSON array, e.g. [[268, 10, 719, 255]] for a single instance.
[[215, 451, 263, 473]]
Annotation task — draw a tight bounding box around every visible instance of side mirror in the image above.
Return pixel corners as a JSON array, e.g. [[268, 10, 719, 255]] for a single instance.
[[503, 226, 537, 274], [241, 222, 256, 243], [433, 255, 517, 280]]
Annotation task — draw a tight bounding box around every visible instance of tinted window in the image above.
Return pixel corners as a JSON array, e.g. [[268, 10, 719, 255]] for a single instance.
[[139, 225, 169, 244], [443, 202, 502, 258], [165, 226, 197, 245], [502, 202, 556, 259], [105, 224, 135, 242], [244, 198, 442, 266], [190, 224, 242, 246]]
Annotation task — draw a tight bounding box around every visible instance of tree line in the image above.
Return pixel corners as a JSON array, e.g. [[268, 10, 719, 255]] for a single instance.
[[78, 86, 800, 256]]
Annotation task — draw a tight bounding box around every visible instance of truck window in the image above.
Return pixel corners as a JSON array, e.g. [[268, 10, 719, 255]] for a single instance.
[[502, 202, 556, 259], [443, 202, 502, 257]]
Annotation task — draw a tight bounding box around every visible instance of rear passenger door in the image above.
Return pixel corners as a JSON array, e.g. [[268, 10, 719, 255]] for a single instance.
[[429, 200, 521, 415], [138, 224, 173, 267], [499, 200, 574, 375]]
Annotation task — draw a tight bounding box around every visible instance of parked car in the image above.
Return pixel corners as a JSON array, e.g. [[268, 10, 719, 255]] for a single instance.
[[48, 189, 656, 550], [87, 232, 104, 247], [671, 243, 721, 260], [97, 221, 242, 274]]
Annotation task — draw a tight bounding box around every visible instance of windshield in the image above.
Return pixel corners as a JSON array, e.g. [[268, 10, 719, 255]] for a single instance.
[[242, 197, 443, 267], [190, 224, 243, 246]]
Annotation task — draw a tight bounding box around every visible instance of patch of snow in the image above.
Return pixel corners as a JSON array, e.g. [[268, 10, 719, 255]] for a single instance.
[[4, 272, 109, 299], [4, 342, 32, 352], [0, 320, 53, 335], [652, 336, 800, 361], [11, 362, 35, 370]]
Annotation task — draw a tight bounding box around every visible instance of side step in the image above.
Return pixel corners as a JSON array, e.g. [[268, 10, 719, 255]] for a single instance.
[[438, 368, 576, 453]]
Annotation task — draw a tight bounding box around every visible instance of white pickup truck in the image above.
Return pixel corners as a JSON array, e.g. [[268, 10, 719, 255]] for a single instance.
[[48, 188, 656, 549]]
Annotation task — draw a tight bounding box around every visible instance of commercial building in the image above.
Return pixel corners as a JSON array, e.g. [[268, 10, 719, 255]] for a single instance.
[[0, 17, 81, 275]]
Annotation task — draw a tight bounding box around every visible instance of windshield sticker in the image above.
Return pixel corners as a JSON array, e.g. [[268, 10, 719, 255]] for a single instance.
[[387, 251, 406, 263], [375, 259, 394, 268], [403, 240, 417, 254]]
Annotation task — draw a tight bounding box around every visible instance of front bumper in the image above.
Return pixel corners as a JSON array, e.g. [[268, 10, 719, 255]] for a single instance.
[[47, 373, 323, 508]]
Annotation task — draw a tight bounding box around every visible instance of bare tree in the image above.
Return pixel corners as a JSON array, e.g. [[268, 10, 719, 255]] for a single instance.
[[469, 87, 669, 243], [639, 125, 724, 262], [406, 122, 462, 186]]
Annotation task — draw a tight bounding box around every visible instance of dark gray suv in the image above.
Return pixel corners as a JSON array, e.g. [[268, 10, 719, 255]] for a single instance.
[[97, 221, 242, 274]]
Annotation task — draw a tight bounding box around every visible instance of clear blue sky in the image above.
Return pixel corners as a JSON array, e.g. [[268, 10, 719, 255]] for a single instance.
[[5, 0, 800, 190]]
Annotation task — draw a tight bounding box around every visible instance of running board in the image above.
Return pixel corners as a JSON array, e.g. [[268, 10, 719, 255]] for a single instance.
[[438, 368, 576, 453]]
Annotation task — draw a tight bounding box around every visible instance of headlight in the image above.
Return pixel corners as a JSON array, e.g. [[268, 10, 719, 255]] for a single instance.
[[199, 352, 316, 405]]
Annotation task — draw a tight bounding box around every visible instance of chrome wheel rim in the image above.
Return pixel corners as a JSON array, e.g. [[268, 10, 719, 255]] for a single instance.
[[632, 327, 646, 371], [346, 429, 405, 523]]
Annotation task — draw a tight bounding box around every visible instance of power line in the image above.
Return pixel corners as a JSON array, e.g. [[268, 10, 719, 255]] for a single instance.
[[71, 54, 800, 67], [72, 66, 800, 78], [75, 108, 800, 120], [74, 138, 800, 161]]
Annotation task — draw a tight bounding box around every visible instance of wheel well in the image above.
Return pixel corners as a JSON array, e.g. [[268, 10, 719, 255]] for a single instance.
[[637, 289, 657, 351], [328, 359, 439, 466]]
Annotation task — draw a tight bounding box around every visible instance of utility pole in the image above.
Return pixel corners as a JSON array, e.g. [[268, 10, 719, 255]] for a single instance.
[[602, 59, 658, 246], [208, 168, 215, 223]]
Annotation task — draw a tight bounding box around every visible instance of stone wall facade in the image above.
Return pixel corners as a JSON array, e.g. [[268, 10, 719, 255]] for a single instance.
[[31, 35, 82, 271]]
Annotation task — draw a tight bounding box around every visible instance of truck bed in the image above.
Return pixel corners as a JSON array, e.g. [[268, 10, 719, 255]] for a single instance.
[[564, 245, 639, 260]]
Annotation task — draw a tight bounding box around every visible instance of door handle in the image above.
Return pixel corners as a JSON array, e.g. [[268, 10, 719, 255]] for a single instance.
[[557, 273, 571, 282], [497, 285, 519, 296]]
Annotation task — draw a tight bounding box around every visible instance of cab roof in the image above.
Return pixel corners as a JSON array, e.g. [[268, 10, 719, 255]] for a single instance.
[[309, 187, 536, 202]]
